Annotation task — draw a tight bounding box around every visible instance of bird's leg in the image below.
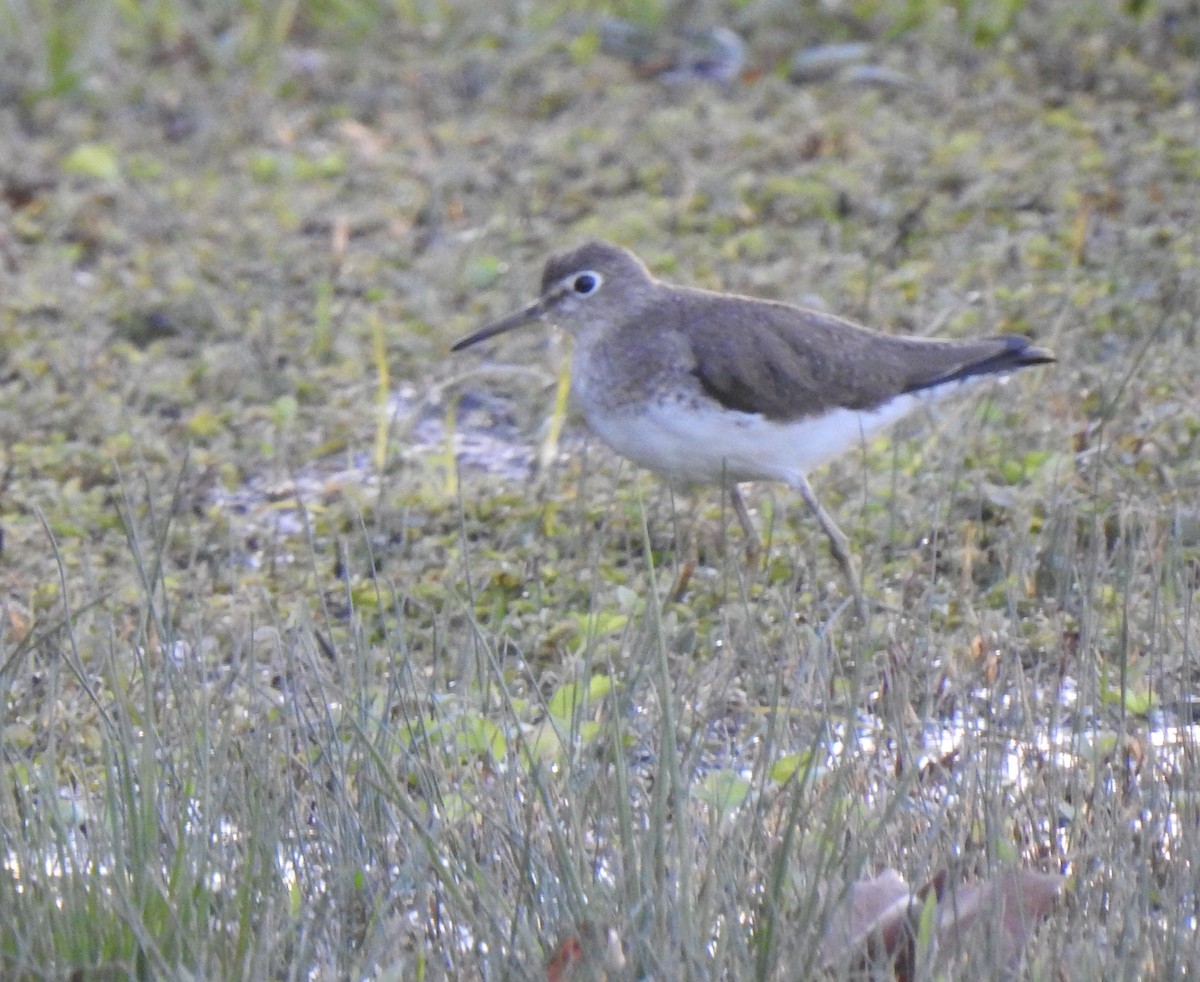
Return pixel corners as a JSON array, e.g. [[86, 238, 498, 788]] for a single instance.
[[729, 485, 763, 563], [670, 486, 756, 602], [667, 550, 695, 603], [666, 492, 697, 603], [792, 473, 868, 623]]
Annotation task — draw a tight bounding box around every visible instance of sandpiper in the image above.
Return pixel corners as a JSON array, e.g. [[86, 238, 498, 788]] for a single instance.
[[452, 241, 1055, 619]]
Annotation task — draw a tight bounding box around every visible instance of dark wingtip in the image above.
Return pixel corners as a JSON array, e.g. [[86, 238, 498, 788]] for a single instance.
[[956, 335, 1057, 382], [906, 336, 1055, 395], [1003, 335, 1056, 367]]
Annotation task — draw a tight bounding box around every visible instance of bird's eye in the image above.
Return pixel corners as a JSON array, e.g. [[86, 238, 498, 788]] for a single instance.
[[572, 272, 601, 295]]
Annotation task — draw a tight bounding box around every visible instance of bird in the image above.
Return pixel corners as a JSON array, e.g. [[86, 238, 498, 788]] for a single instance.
[[452, 241, 1055, 620]]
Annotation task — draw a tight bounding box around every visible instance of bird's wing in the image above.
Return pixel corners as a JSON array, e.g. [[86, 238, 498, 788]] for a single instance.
[[676, 292, 1052, 423]]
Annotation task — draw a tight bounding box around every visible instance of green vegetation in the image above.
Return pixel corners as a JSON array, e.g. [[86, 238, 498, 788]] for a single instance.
[[1, 0, 1198, 978]]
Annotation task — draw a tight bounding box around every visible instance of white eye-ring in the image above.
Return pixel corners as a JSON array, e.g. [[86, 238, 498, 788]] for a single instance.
[[570, 270, 602, 295]]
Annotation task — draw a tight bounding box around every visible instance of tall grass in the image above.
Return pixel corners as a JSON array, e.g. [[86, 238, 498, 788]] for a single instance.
[[1, 0, 1198, 977]]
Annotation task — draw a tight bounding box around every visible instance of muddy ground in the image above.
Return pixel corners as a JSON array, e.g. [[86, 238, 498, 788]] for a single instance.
[[1, 2, 1199, 978]]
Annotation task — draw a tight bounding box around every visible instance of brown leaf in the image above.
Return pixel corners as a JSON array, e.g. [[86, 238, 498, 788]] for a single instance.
[[821, 867, 1064, 978], [820, 870, 917, 973], [546, 921, 625, 982], [934, 869, 1064, 967]]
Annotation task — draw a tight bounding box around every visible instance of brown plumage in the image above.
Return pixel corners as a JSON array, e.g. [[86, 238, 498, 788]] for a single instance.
[[453, 240, 1055, 620], [527, 241, 1054, 423]]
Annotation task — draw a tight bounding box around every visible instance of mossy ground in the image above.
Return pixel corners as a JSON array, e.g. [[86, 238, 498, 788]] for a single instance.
[[1, 2, 1198, 979]]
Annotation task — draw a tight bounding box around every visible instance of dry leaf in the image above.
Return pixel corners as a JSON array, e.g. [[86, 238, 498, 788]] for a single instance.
[[822, 866, 1064, 979], [546, 921, 625, 982]]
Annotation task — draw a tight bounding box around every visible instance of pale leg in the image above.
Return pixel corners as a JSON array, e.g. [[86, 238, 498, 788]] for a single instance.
[[792, 473, 868, 623]]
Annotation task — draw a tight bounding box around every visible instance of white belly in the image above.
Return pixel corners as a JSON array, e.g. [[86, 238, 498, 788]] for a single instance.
[[579, 382, 971, 489]]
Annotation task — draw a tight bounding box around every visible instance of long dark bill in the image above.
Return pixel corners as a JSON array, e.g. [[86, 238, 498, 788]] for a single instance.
[[451, 300, 546, 351]]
